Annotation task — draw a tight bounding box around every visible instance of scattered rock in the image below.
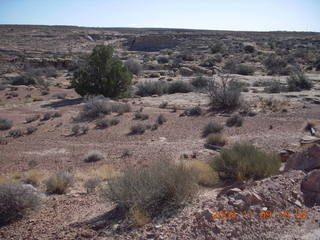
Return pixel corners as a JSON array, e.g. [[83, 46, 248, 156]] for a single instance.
[[301, 169, 320, 207], [285, 144, 320, 172]]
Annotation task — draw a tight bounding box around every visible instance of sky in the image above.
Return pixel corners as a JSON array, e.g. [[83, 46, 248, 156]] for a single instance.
[[0, 0, 319, 32]]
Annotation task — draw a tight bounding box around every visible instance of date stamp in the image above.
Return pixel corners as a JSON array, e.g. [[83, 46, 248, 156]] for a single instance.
[[209, 209, 309, 221]]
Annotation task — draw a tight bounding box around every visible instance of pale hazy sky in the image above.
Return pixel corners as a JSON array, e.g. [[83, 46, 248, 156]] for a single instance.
[[0, 0, 319, 31]]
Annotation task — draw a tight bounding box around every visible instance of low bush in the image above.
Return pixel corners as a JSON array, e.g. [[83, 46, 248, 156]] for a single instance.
[[41, 112, 61, 121], [130, 124, 147, 135], [244, 45, 255, 53], [0, 118, 13, 130], [75, 96, 112, 122], [188, 106, 203, 116], [236, 64, 255, 76], [9, 129, 24, 138], [25, 115, 40, 123], [159, 101, 168, 109], [110, 118, 120, 126], [111, 103, 132, 114], [52, 92, 67, 99], [263, 80, 284, 93], [71, 124, 81, 134], [44, 172, 72, 194], [206, 133, 228, 146], [156, 114, 167, 125], [207, 75, 242, 111], [0, 183, 41, 226], [226, 114, 243, 127], [287, 69, 313, 91], [101, 160, 197, 218], [210, 143, 280, 181], [191, 76, 209, 89], [84, 178, 101, 193], [202, 121, 224, 137], [26, 126, 37, 135], [136, 81, 168, 97], [124, 59, 143, 75], [0, 137, 8, 145], [168, 81, 193, 94], [184, 160, 218, 187], [84, 150, 104, 163], [134, 112, 149, 120], [95, 119, 110, 129]]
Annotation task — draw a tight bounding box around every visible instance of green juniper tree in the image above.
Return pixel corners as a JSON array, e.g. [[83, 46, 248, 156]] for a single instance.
[[72, 45, 132, 98]]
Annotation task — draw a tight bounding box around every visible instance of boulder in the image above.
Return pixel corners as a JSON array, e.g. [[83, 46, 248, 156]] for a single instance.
[[285, 144, 320, 172], [301, 169, 320, 206]]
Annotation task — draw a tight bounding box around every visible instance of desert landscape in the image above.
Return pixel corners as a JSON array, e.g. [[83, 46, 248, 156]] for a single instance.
[[0, 25, 320, 240]]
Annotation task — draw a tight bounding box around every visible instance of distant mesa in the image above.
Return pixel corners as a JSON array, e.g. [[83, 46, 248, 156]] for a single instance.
[[127, 35, 180, 52]]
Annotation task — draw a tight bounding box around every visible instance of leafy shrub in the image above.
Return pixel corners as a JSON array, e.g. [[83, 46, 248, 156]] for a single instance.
[[202, 121, 224, 137], [101, 160, 197, 217], [136, 81, 168, 97], [71, 45, 132, 98], [26, 126, 37, 135], [134, 112, 149, 120], [84, 150, 104, 163], [244, 45, 255, 53], [287, 69, 313, 91], [207, 74, 242, 111], [9, 129, 24, 138], [124, 59, 143, 75], [44, 172, 72, 194], [156, 114, 167, 125], [184, 160, 218, 187], [210, 143, 280, 181], [25, 115, 40, 123], [75, 96, 112, 122], [0, 118, 13, 130], [191, 76, 209, 89], [168, 81, 193, 94], [95, 119, 110, 129], [206, 133, 228, 147], [130, 124, 147, 135], [226, 114, 243, 127], [188, 106, 203, 116], [0, 183, 41, 226]]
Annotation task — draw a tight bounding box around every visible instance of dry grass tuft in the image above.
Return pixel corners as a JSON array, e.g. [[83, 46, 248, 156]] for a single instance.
[[184, 160, 218, 187]]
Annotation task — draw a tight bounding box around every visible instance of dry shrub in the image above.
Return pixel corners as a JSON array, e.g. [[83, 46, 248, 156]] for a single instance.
[[156, 114, 167, 125], [101, 160, 197, 218], [95, 118, 110, 129], [207, 74, 242, 111], [202, 121, 224, 137], [206, 133, 228, 147], [130, 124, 147, 135], [134, 112, 149, 120], [0, 183, 41, 226], [44, 172, 72, 194], [226, 114, 243, 127], [84, 150, 104, 163], [83, 178, 101, 193], [22, 170, 47, 187], [130, 206, 151, 226], [258, 97, 289, 112], [211, 143, 280, 181], [184, 160, 218, 187], [0, 117, 13, 131], [92, 164, 115, 181]]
